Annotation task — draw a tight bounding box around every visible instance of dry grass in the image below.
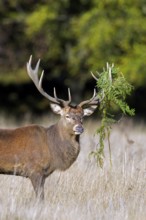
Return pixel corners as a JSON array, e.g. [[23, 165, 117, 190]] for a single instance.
[[0, 116, 146, 220]]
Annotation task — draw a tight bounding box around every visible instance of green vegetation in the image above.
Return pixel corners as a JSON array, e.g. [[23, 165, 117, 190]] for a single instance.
[[91, 63, 135, 167], [1, 0, 146, 85], [0, 0, 146, 115]]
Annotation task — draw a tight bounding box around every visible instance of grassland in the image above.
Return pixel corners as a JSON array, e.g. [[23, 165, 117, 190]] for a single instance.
[[0, 115, 146, 220]]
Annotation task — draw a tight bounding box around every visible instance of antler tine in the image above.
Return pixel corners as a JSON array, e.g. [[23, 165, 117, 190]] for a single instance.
[[79, 89, 99, 107], [27, 56, 38, 85], [60, 87, 72, 106], [27, 55, 60, 104], [68, 88, 71, 103], [53, 87, 57, 99], [90, 70, 105, 104], [27, 55, 72, 106], [38, 70, 44, 89], [91, 72, 98, 81], [53, 87, 72, 106]]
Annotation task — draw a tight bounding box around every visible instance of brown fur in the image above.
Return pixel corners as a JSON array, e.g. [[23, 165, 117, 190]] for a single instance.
[[0, 107, 84, 200], [0, 56, 98, 200]]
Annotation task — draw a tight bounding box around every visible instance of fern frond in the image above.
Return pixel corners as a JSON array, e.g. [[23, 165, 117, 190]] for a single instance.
[[91, 63, 135, 167]]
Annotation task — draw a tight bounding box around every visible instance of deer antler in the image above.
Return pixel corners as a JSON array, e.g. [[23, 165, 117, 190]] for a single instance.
[[78, 89, 99, 107], [79, 70, 108, 107], [26, 55, 71, 106]]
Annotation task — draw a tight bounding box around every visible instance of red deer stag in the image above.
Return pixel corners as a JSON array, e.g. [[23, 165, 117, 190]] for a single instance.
[[0, 56, 99, 200]]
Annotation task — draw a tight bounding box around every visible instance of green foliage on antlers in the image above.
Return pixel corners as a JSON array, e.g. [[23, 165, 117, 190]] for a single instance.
[[91, 63, 135, 168]]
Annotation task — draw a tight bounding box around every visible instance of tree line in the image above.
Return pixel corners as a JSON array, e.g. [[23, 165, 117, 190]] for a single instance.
[[0, 0, 146, 116]]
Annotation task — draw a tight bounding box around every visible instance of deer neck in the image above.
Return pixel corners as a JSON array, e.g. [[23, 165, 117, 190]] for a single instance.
[[47, 121, 80, 171], [57, 120, 80, 143]]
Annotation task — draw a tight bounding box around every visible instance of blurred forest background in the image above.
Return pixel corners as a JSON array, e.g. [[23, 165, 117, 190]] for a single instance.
[[0, 0, 146, 118]]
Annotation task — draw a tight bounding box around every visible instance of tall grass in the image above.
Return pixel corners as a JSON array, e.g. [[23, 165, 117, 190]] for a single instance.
[[0, 116, 146, 220]]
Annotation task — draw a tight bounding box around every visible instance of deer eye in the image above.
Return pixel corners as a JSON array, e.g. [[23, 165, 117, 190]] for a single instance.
[[65, 115, 70, 119]]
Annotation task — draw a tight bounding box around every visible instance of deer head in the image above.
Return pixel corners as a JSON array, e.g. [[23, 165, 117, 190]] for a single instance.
[[26, 55, 99, 135]]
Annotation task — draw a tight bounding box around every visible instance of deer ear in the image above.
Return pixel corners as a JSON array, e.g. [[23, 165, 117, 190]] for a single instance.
[[83, 105, 97, 116], [50, 103, 63, 115]]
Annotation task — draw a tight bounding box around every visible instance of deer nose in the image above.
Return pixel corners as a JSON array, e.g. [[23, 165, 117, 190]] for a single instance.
[[73, 124, 84, 135]]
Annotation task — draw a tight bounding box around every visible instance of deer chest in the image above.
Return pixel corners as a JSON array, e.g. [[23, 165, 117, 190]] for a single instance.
[[54, 140, 80, 171]]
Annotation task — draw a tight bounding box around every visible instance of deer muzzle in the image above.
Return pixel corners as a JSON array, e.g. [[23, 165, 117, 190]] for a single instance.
[[73, 124, 84, 135]]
